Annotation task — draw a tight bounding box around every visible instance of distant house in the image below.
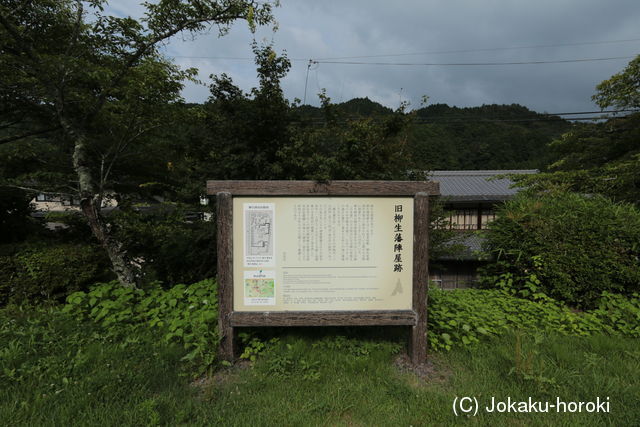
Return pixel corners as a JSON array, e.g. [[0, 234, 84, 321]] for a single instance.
[[30, 192, 212, 228], [30, 193, 118, 229], [428, 170, 537, 289]]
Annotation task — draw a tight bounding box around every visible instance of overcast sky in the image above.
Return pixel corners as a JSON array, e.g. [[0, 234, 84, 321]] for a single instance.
[[107, 1, 640, 114]]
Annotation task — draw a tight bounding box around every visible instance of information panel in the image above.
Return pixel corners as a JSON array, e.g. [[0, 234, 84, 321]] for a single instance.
[[232, 197, 413, 311]]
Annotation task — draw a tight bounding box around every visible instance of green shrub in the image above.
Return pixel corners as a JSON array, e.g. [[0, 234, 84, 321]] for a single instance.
[[427, 289, 640, 351], [109, 206, 216, 286], [427, 289, 606, 351], [479, 191, 640, 308], [590, 291, 640, 337], [0, 243, 113, 305], [63, 279, 219, 375], [0, 186, 36, 243], [0, 304, 184, 404]]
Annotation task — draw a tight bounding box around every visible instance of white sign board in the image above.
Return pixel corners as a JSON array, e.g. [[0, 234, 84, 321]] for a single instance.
[[232, 197, 414, 312]]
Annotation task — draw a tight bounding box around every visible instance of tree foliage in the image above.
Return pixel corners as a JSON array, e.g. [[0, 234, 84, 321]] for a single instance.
[[109, 205, 217, 286], [0, 0, 275, 285], [514, 56, 640, 205], [480, 191, 640, 308], [294, 101, 572, 172], [408, 103, 570, 171], [1, 1, 600, 291], [204, 42, 294, 180], [515, 114, 640, 205], [278, 91, 413, 181], [593, 54, 640, 110], [0, 186, 35, 243], [0, 242, 113, 305], [191, 44, 414, 182]]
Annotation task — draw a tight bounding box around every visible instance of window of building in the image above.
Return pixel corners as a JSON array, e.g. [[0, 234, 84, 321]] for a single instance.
[[435, 207, 498, 230], [430, 265, 480, 290], [449, 209, 477, 230], [35, 193, 56, 202], [480, 209, 496, 229]]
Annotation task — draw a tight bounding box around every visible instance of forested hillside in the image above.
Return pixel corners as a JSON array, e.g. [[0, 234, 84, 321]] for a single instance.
[[296, 98, 573, 171]]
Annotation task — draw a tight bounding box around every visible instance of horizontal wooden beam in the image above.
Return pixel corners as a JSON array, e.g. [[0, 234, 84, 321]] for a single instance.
[[230, 310, 417, 327], [206, 180, 439, 197]]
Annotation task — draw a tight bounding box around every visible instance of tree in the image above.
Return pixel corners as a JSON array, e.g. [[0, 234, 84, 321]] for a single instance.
[[277, 91, 414, 181], [0, 0, 274, 286], [196, 43, 414, 182], [514, 55, 640, 205], [204, 42, 294, 180], [513, 114, 640, 205], [593, 54, 640, 110]]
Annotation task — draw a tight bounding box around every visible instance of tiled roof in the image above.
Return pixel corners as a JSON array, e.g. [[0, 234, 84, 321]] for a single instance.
[[439, 233, 487, 261], [429, 170, 537, 201]]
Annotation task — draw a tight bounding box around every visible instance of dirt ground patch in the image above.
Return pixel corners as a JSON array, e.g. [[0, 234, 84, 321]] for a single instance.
[[191, 359, 252, 393], [393, 353, 452, 386]]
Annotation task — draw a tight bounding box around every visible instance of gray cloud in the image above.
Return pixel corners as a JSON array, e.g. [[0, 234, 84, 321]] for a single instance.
[[107, 0, 640, 113]]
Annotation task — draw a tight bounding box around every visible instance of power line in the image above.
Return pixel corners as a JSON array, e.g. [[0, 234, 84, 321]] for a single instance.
[[168, 55, 308, 61], [171, 56, 253, 60], [413, 117, 615, 123], [291, 110, 639, 124], [294, 116, 625, 125], [297, 109, 637, 118], [164, 37, 640, 64], [543, 109, 637, 116], [414, 109, 639, 119], [311, 56, 634, 67], [313, 37, 640, 61]]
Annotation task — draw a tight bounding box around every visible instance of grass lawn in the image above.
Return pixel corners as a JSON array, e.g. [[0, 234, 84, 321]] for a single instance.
[[1, 309, 639, 426]]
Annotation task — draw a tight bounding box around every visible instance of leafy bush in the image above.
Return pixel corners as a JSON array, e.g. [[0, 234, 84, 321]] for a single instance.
[[590, 291, 640, 337], [479, 191, 640, 308], [0, 186, 36, 243], [63, 279, 219, 374], [109, 206, 216, 286], [0, 304, 190, 426], [0, 243, 113, 305], [427, 289, 605, 351], [427, 289, 640, 351], [0, 305, 178, 386]]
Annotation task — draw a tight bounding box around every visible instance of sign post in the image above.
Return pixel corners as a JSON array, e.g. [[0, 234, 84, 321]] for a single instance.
[[207, 181, 439, 365]]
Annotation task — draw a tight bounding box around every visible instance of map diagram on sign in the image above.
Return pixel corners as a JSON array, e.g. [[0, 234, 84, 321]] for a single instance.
[[245, 278, 275, 298], [247, 211, 273, 256], [243, 203, 275, 267], [243, 270, 276, 305]]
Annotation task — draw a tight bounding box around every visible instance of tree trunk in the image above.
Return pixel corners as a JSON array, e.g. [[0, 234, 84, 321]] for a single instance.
[[80, 195, 138, 287], [70, 127, 138, 287]]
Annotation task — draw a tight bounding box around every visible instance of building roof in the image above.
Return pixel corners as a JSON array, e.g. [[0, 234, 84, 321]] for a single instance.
[[428, 170, 537, 201], [439, 233, 487, 261]]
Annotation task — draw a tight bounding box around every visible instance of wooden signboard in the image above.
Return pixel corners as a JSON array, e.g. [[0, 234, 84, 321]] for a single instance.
[[206, 181, 440, 365]]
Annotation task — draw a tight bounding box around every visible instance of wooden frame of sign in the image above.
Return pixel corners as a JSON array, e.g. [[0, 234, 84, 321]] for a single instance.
[[206, 180, 440, 365]]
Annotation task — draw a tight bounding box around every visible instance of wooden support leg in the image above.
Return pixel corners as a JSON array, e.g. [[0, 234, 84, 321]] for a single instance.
[[409, 317, 427, 365], [217, 192, 236, 362], [219, 321, 236, 362], [410, 192, 430, 365]]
